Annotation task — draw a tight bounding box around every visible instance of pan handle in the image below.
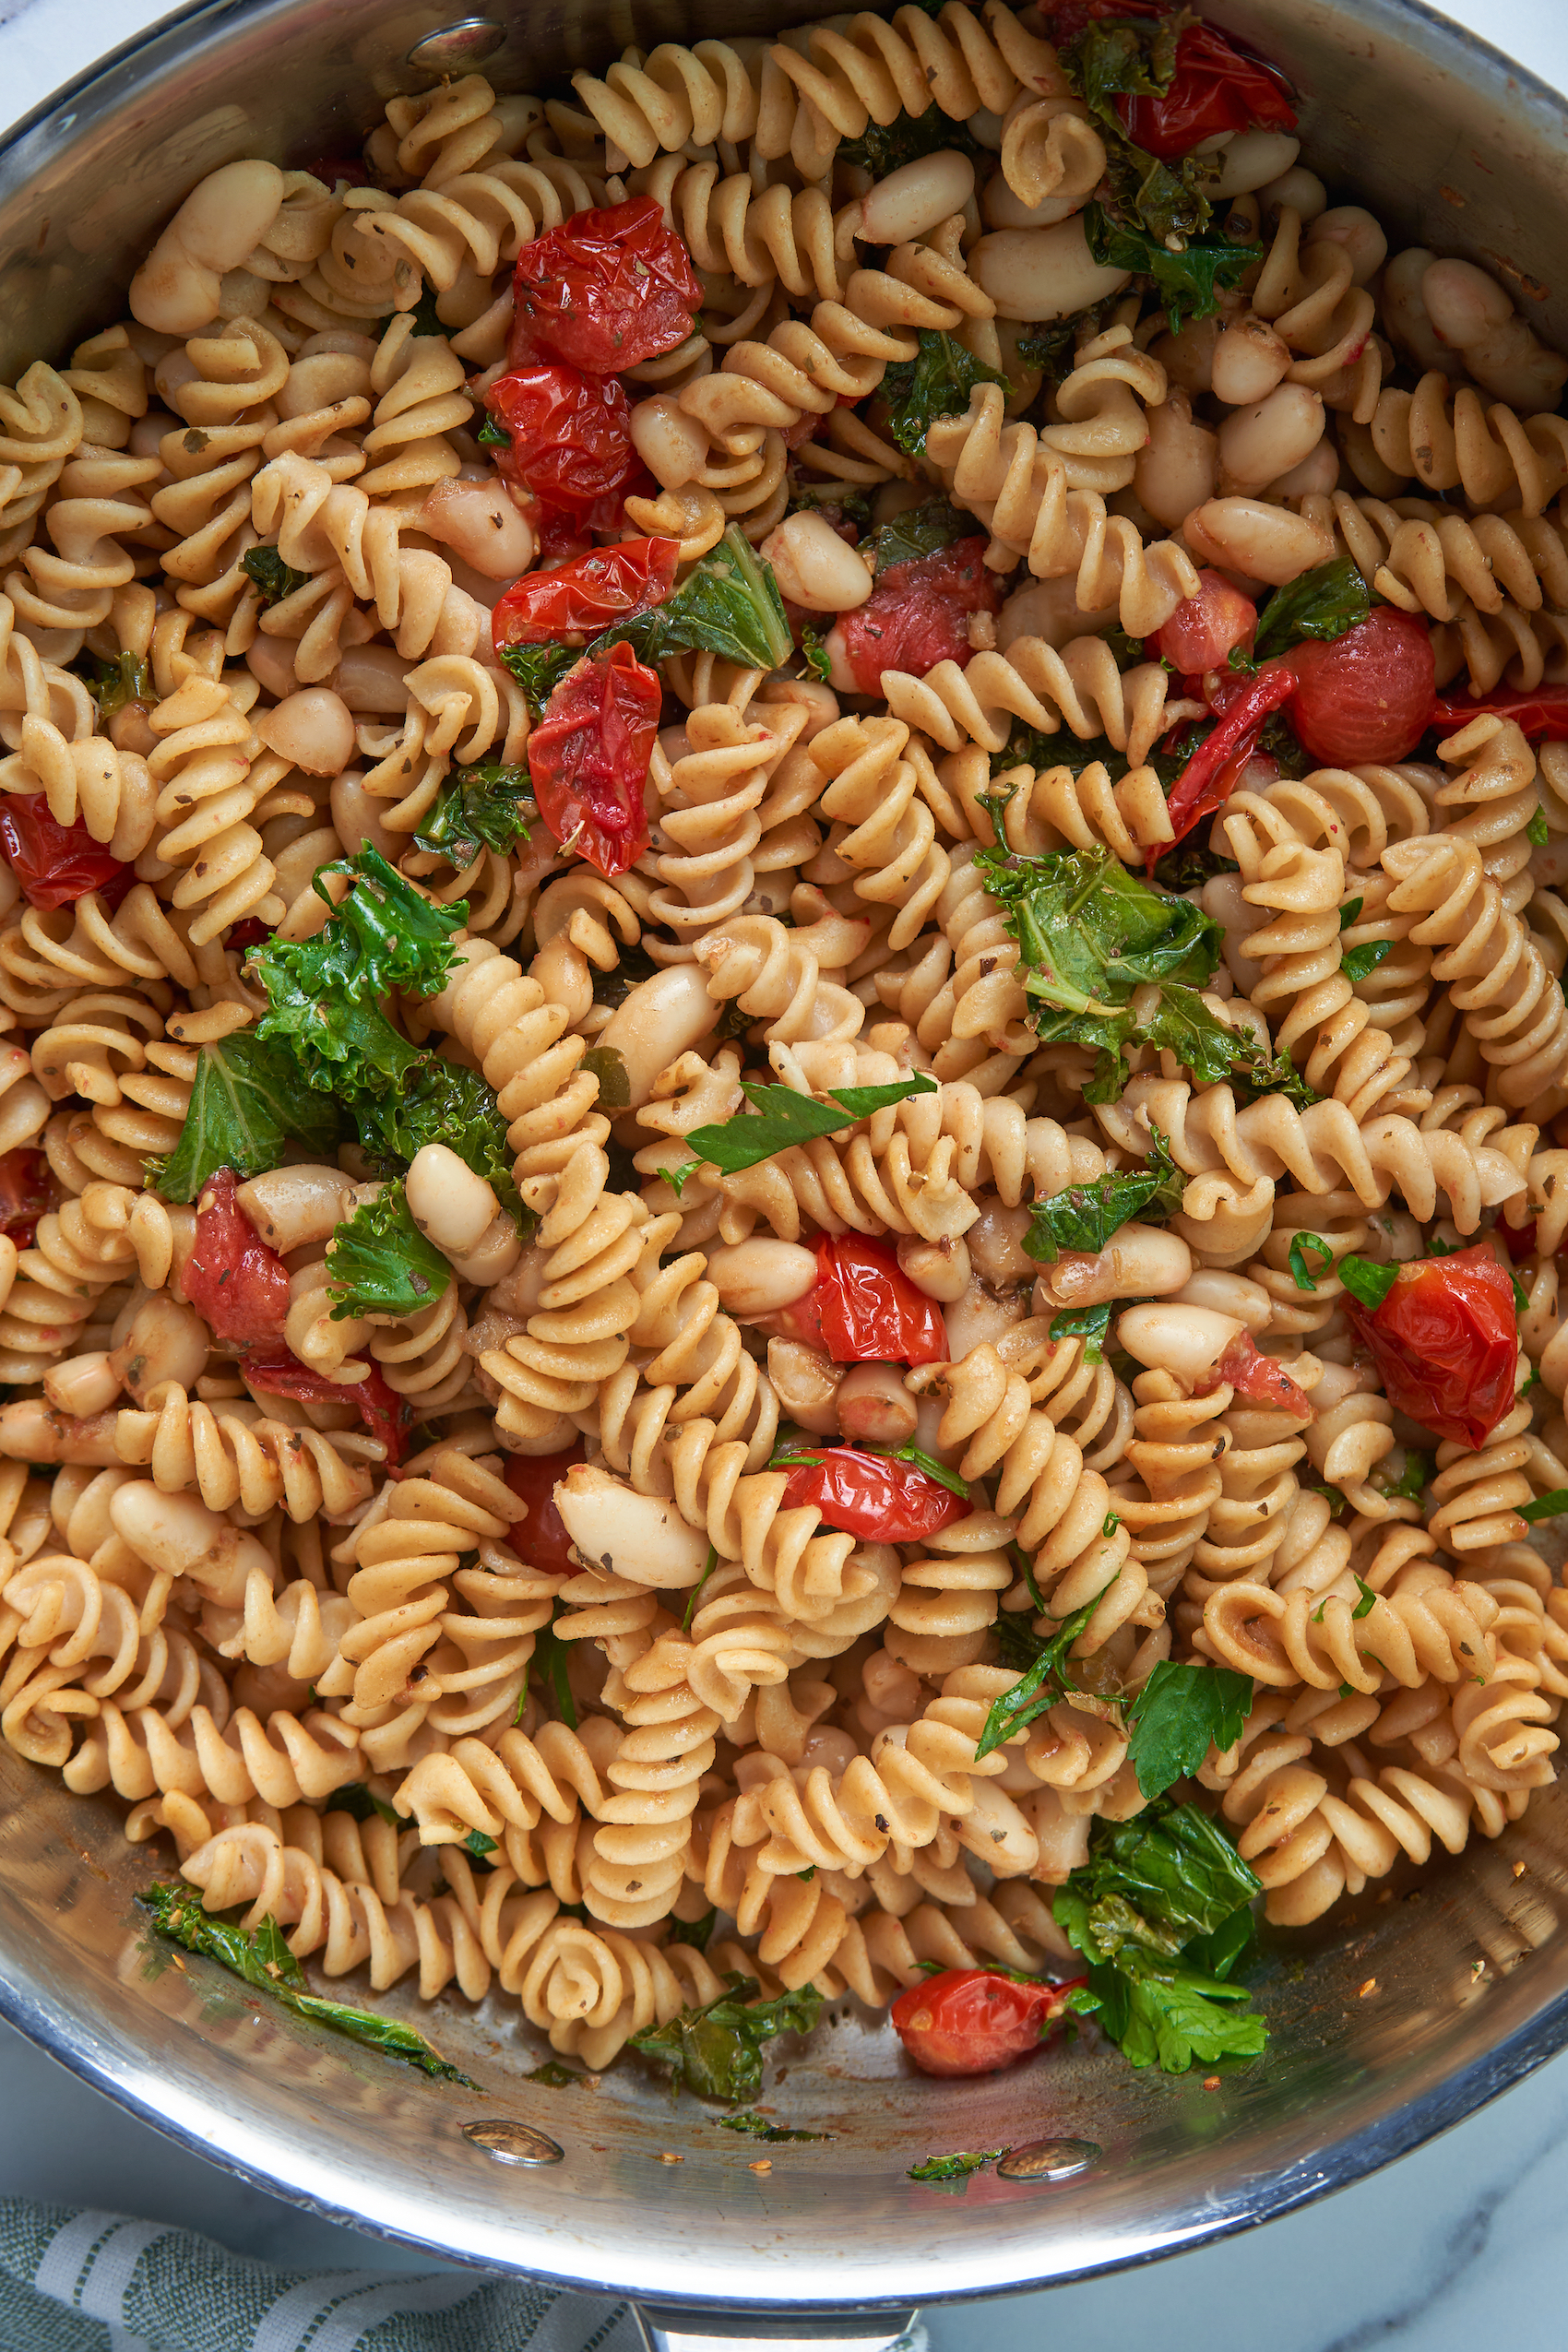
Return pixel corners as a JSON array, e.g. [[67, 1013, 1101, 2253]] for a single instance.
[[634, 2307, 923, 2352]]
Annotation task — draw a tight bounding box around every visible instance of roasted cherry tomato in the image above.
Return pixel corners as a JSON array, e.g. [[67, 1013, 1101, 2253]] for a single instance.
[[1499, 1218, 1538, 1262], [1429, 688, 1568, 742], [837, 540, 1002, 695], [1343, 1246, 1518, 1449], [807, 1233, 948, 1367], [224, 918, 271, 953], [0, 795, 135, 911], [1157, 662, 1295, 865], [892, 1967, 1086, 2077], [504, 1440, 587, 1576], [1288, 607, 1434, 766], [182, 1167, 291, 1347], [485, 363, 636, 529], [1118, 19, 1297, 159], [780, 1443, 971, 1542], [527, 639, 661, 879], [244, 1351, 413, 1466], [492, 537, 680, 649], [1205, 1329, 1315, 1417], [0, 1146, 51, 1248], [1154, 570, 1257, 675], [508, 196, 703, 375]]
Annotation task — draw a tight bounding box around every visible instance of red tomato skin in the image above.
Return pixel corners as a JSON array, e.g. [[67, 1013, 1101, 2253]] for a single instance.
[[485, 364, 635, 528], [892, 1968, 1084, 2076], [1289, 608, 1435, 765], [813, 1234, 949, 1367], [1209, 1330, 1315, 1417], [1155, 662, 1296, 867], [492, 538, 680, 650], [780, 1445, 971, 1542], [0, 1146, 51, 1249], [504, 1441, 587, 1576], [245, 1351, 412, 1466], [1430, 689, 1568, 742], [182, 1168, 291, 1348], [1118, 21, 1297, 159], [0, 796, 135, 911], [1154, 570, 1257, 674], [1345, 1246, 1517, 1449], [509, 196, 702, 375], [527, 639, 661, 879], [837, 540, 1002, 695]]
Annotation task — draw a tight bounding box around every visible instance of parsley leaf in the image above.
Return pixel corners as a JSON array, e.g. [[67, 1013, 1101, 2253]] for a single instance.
[[879, 329, 1011, 458], [1124, 1661, 1254, 1801], [499, 640, 576, 719], [630, 1973, 823, 2102], [1253, 557, 1372, 661], [1289, 1233, 1334, 1292], [674, 1074, 938, 1187], [861, 495, 974, 576], [241, 545, 312, 607], [1084, 200, 1257, 333], [1337, 1254, 1402, 1313], [149, 1030, 343, 1202], [975, 1597, 1099, 1758], [477, 411, 507, 446], [1374, 1447, 1432, 1503], [1025, 1123, 1184, 1260], [1342, 939, 1394, 984], [326, 1181, 452, 1320], [357, 1055, 523, 1225], [413, 761, 534, 870]]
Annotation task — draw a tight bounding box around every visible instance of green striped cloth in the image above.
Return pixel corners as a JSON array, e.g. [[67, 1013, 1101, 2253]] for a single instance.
[[0, 2202, 639, 2352]]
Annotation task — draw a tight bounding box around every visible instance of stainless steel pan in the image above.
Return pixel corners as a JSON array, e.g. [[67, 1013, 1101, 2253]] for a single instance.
[[4, 0, 1568, 2332]]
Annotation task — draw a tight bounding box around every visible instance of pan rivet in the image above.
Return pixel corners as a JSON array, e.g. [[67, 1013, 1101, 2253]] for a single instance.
[[996, 2136, 1099, 2182], [462, 2119, 564, 2166], [407, 18, 505, 72]]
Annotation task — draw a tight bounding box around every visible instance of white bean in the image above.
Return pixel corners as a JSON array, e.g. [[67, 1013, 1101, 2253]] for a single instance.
[[130, 160, 286, 334], [555, 1464, 710, 1586], [1259, 165, 1326, 221], [1173, 1270, 1273, 1332], [256, 688, 355, 776], [760, 512, 873, 613], [42, 1351, 123, 1418], [406, 1143, 498, 1255], [1211, 315, 1292, 407], [1184, 495, 1335, 587], [237, 1165, 357, 1251], [964, 1199, 1036, 1284], [0, 1400, 121, 1464], [279, 350, 373, 419], [597, 965, 722, 1109], [897, 1234, 972, 1304], [448, 1213, 523, 1288], [1311, 205, 1387, 286], [766, 1337, 843, 1435], [1118, 1301, 1241, 1382], [1267, 438, 1340, 497], [1033, 1224, 1192, 1309], [706, 1238, 817, 1317], [836, 1361, 919, 1445], [943, 1272, 1028, 1357], [1207, 129, 1300, 197], [107, 1296, 210, 1403], [1134, 388, 1218, 529], [860, 150, 977, 244], [1152, 314, 1221, 395], [630, 393, 710, 490], [332, 643, 413, 713], [109, 1480, 275, 1605], [968, 216, 1130, 322], [1218, 383, 1324, 490], [245, 634, 300, 700], [998, 573, 1117, 650], [329, 771, 400, 864], [420, 477, 535, 580], [981, 171, 1084, 231]]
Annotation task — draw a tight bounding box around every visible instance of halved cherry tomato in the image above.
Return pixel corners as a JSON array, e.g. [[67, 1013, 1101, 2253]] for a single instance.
[[225, 918, 271, 953], [492, 537, 680, 650], [504, 1441, 587, 1576], [1154, 570, 1257, 675], [893, 1967, 1086, 2077], [1204, 1330, 1315, 1417], [808, 1233, 948, 1367], [1289, 607, 1434, 766], [1343, 1246, 1517, 1449], [1500, 1218, 1538, 1262], [780, 1443, 971, 1542], [1430, 688, 1568, 742], [837, 540, 1002, 694], [0, 796, 135, 911], [1118, 20, 1297, 159], [508, 196, 703, 376], [0, 1146, 51, 1248], [527, 639, 661, 879], [181, 1167, 291, 1348], [485, 364, 636, 530], [1156, 662, 1295, 867], [245, 1350, 413, 1466]]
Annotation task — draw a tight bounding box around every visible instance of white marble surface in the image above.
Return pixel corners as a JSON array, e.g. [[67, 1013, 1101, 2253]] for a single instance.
[[4, 0, 1568, 2345]]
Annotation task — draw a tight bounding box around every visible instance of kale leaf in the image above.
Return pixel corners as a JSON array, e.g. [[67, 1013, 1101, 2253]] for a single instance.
[[629, 1972, 823, 2102], [1084, 201, 1259, 334], [879, 330, 1011, 457], [719, 2110, 831, 2142], [1058, 14, 1214, 244], [77, 647, 151, 717], [861, 495, 975, 576], [1102, 983, 1318, 1110], [325, 1782, 399, 1826], [801, 626, 833, 683], [356, 1054, 524, 1224], [499, 640, 576, 719], [326, 1181, 453, 1320], [150, 1030, 343, 1203], [606, 525, 793, 671], [1124, 1661, 1254, 1800], [839, 105, 981, 180], [1024, 1123, 1184, 1260], [908, 2147, 1004, 2190], [241, 545, 313, 607], [1253, 557, 1372, 660], [413, 761, 534, 870], [1047, 1301, 1115, 1363]]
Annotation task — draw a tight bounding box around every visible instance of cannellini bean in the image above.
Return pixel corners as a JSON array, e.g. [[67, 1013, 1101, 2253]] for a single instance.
[[279, 347, 374, 418], [1152, 313, 1220, 395], [761, 512, 873, 613], [1218, 383, 1324, 490], [448, 1212, 523, 1288], [897, 1234, 972, 1304], [1268, 438, 1340, 497], [256, 687, 355, 776], [597, 965, 722, 1109], [107, 1295, 210, 1403], [130, 160, 286, 334], [943, 1272, 1028, 1357], [629, 392, 711, 490], [333, 642, 413, 713], [861, 150, 977, 244], [1134, 388, 1218, 529], [1118, 1301, 1241, 1382], [968, 216, 1130, 322], [980, 171, 1084, 231], [43, 1350, 123, 1418], [245, 634, 301, 701], [836, 1361, 919, 1446], [998, 573, 1117, 650], [1260, 164, 1326, 220], [420, 476, 535, 579], [0, 1399, 121, 1464], [555, 1465, 710, 1586], [955, 1776, 1039, 1873], [1183, 495, 1335, 586], [1311, 204, 1387, 286], [1422, 256, 1568, 408], [110, 1481, 274, 1604], [1032, 1224, 1192, 1310], [965, 1199, 1036, 1285], [756, 674, 840, 742], [329, 771, 400, 865], [1173, 1270, 1272, 1333], [1206, 128, 1300, 197], [1422, 256, 1514, 346], [406, 1143, 498, 1256], [767, 1338, 842, 1435], [1211, 315, 1292, 407], [706, 1237, 817, 1317], [237, 1164, 357, 1251]]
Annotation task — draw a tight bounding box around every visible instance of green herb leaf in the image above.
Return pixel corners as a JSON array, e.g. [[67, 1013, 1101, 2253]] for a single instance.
[[1123, 982, 1317, 1108], [1374, 1447, 1432, 1503], [1337, 1254, 1402, 1313], [869, 1442, 969, 1499], [1339, 897, 1364, 930], [149, 1030, 343, 1202], [1351, 1574, 1378, 1621], [325, 1782, 400, 1826], [413, 761, 534, 871], [1069, 1945, 1267, 2073], [800, 625, 832, 683], [498, 639, 576, 719], [1124, 1661, 1254, 1800], [241, 545, 312, 607], [464, 1828, 499, 1859], [358, 1055, 524, 1226], [1289, 1233, 1334, 1293], [975, 1596, 1099, 1758], [719, 2109, 831, 2141], [477, 411, 507, 445], [1055, 1800, 1263, 1961], [1025, 1123, 1184, 1259], [1083, 199, 1256, 334], [581, 1043, 632, 1111], [879, 329, 1011, 458], [608, 525, 792, 671], [1521, 1489, 1568, 1523], [667, 1907, 718, 1953], [908, 2147, 1004, 2189], [629, 1973, 823, 2102], [683, 1544, 719, 1633], [1048, 1301, 1114, 1364], [138, 1883, 473, 2082], [840, 105, 981, 179], [77, 647, 150, 717], [1341, 939, 1394, 984], [327, 1180, 452, 1320], [526, 2059, 589, 2086], [682, 1074, 938, 1178], [1253, 557, 1372, 661], [861, 495, 974, 576], [1528, 807, 1550, 847], [529, 1610, 577, 1729]]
